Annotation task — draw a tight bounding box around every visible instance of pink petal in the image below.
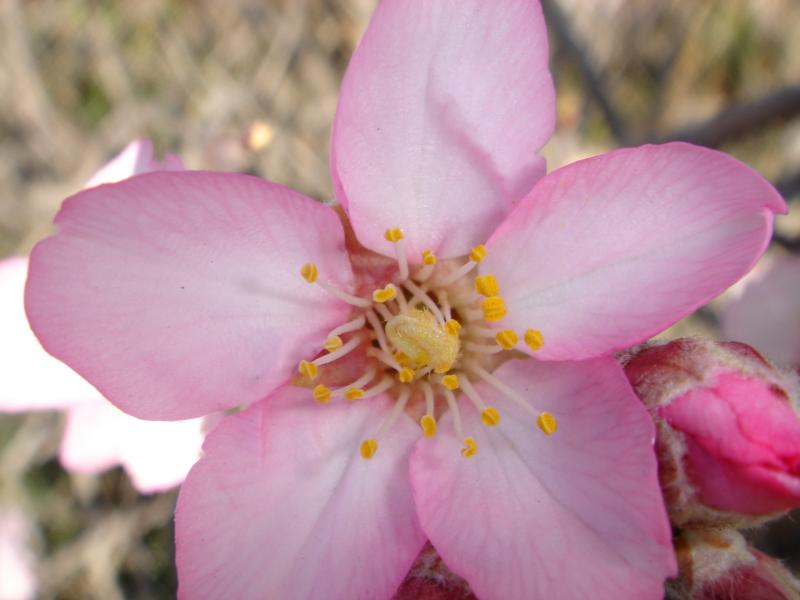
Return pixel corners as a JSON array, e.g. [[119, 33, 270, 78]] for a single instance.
[[26, 172, 353, 420], [483, 143, 786, 360], [331, 0, 554, 260], [60, 397, 205, 494], [0, 257, 98, 412], [85, 139, 184, 188], [410, 358, 676, 600], [175, 386, 425, 600], [721, 256, 800, 367]]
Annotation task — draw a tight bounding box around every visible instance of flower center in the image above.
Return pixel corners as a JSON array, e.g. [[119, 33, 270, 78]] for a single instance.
[[297, 227, 556, 460]]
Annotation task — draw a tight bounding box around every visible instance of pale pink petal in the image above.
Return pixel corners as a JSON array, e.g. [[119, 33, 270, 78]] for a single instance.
[[26, 172, 353, 420], [60, 397, 205, 494], [0, 510, 37, 600], [85, 139, 183, 188], [483, 143, 786, 360], [721, 255, 800, 367], [331, 0, 554, 260], [176, 386, 425, 600], [0, 258, 98, 412], [410, 358, 676, 600]]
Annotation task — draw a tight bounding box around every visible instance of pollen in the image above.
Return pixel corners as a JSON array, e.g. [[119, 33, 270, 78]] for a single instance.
[[420, 414, 437, 438], [469, 245, 488, 263], [444, 319, 461, 336], [372, 284, 397, 303], [385, 227, 404, 242], [421, 250, 437, 265], [313, 384, 331, 403], [461, 437, 478, 458], [398, 367, 415, 383], [481, 296, 508, 321], [297, 360, 318, 380], [323, 336, 343, 352], [360, 438, 378, 459], [524, 329, 545, 351], [474, 274, 499, 297], [442, 374, 459, 390], [300, 263, 318, 283], [386, 308, 459, 374], [481, 406, 501, 427], [345, 388, 364, 401], [495, 329, 518, 350], [393, 351, 411, 366], [537, 411, 558, 435]]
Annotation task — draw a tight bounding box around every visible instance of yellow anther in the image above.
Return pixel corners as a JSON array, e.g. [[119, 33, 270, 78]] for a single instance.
[[384, 227, 404, 242], [393, 351, 411, 367], [360, 438, 378, 459], [481, 406, 501, 427], [398, 367, 416, 383], [470, 245, 487, 263], [420, 414, 437, 438], [537, 412, 558, 436], [444, 319, 462, 336], [441, 374, 459, 390], [474, 274, 499, 297], [461, 437, 478, 458], [481, 296, 508, 322], [421, 250, 437, 265], [495, 329, 518, 350], [524, 329, 545, 351], [313, 384, 331, 403], [297, 360, 318, 380], [345, 388, 365, 401], [323, 336, 343, 352], [300, 263, 318, 283], [372, 284, 397, 303]]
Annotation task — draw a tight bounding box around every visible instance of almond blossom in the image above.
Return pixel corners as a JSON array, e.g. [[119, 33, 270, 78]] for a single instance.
[[0, 140, 204, 494], [23, 1, 785, 598]]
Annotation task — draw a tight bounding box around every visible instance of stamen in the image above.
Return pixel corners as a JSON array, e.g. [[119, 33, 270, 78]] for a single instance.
[[365, 311, 391, 354], [462, 437, 478, 458], [332, 368, 376, 401], [398, 367, 415, 383], [495, 329, 518, 350], [323, 336, 343, 352], [420, 414, 437, 438], [385, 228, 409, 282], [300, 263, 318, 283], [313, 384, 331, 403], [474, 274, 499, 297], [524, 329, 545, 351], [459, 376, 501, 427], [444, 318, 461, 336], [367, 347, 402, 371], [481, 296, 508, 321], [312, 334, 364, 367], [414, 250, 437, 282], [469, 245, 488, 263], [297, 360, 318, 380], [345, 389, 365, 401], [464, 341, 504, 355], [436, 258, 478, 287], [537, 412, 558, 435], [360, 376, 395, 399], [373, 284, 398, 303], [437, 291, 452, 321], [395, 288, 408, 311], [361, 387, 412, 460], [403, 279, 446, 324], [466, 361, 539, 417], [316, 280, 372, 308], [441, 374, 459, 390], [442, 388, 475, 458], [374, 302, 394, 322], [421, 381, 435, 416], [360, 439, 378, 459], [328, 314, 366, 338]]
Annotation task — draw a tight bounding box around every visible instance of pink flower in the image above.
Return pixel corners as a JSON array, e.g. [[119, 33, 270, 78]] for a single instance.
[[24, 1, 784, 598], [0, 140, 204, 494], [625, 339, 800, 526], [722, 255, 800, 368]]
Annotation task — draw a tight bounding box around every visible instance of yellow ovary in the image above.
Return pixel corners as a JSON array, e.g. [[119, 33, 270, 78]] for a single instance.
[[385, 308, 460, 374]]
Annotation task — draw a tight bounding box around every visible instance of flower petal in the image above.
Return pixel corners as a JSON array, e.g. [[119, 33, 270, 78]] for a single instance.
[[0, 257, 98, 412], [85, 139, 183, 188], [410, 358, 676, 600], [721, 256, 800, 367], [175, 386, 425, 600], [483, 143, 786, 360], [26, 172, 353, 420], [331, 0, 554, 260], [60, 397, 205, 494]]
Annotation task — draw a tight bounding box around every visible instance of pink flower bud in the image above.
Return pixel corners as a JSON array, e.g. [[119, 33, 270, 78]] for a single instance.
[[624, 338, 800, 527], [669, 529, 800, 600]]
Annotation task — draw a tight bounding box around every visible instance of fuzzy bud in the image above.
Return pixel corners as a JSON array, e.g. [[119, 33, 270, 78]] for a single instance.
[[624, 338, 800, 528], [668, 529, 800, 600]]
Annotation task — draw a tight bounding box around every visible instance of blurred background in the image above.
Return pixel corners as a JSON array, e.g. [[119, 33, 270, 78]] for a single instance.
[[0, 0, 798, 598]]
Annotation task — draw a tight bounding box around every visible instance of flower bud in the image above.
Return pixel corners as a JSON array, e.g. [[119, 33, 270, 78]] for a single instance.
[[624, 338, 800, 528], [669, 529, 800, 600]]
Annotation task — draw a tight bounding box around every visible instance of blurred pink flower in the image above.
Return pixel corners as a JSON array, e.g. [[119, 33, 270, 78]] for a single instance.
[[0, 140, 204, 494], [625, 338, 800, 526], [24, 1, 785, 598], [722, 255, 800, 368], [0, 510, 36, 600]]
